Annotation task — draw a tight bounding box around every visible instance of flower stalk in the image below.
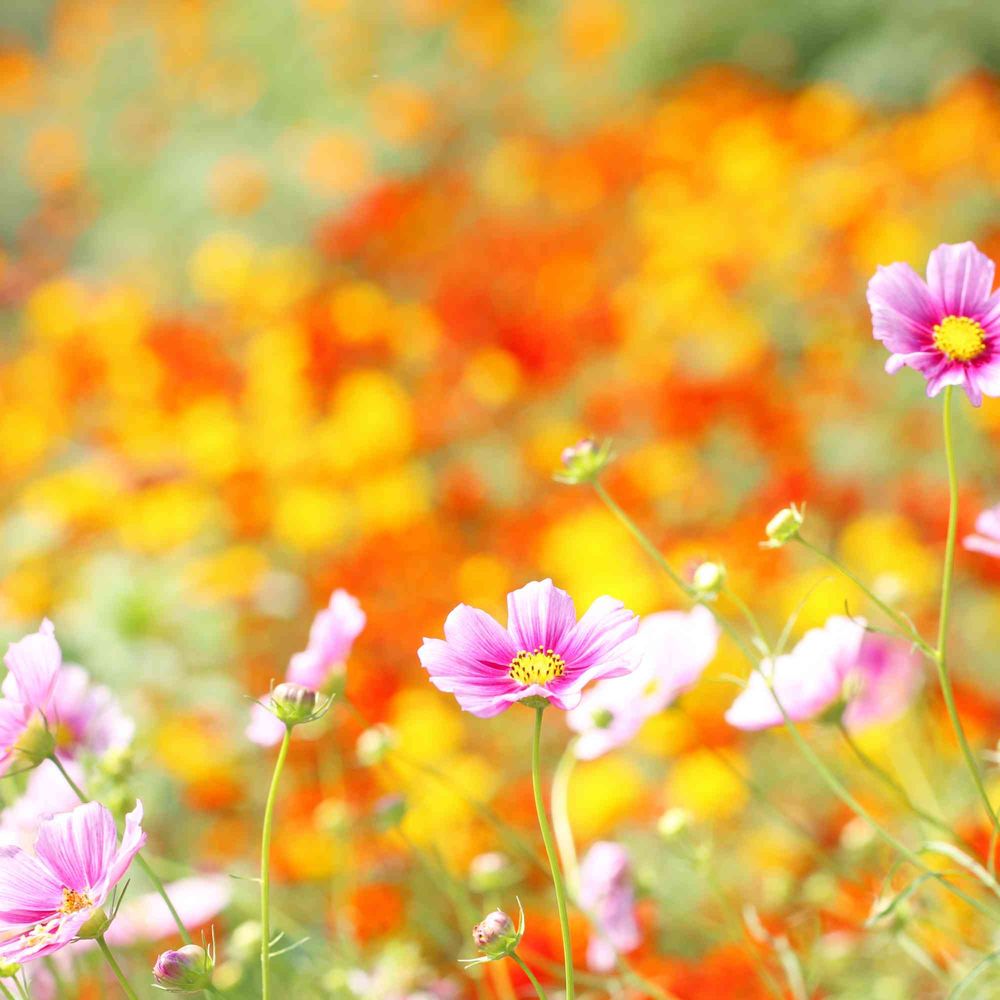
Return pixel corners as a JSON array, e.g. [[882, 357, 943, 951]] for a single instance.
[[97, 935, 140, 1000], [260, 723, 292, 1000]]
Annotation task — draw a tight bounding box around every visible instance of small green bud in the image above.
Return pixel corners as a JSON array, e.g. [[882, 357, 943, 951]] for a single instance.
[[473, 910, 519, 959], [657, 807, 693, 839], [762, 504, 804, 548], [691, 560, 726, 597], [0, 962, 20, 979], [77, 907, 111, 940], [270, 682, 318, 727], [554, 437, 614, 486]]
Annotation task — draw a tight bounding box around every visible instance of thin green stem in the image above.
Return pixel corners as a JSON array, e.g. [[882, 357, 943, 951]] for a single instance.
[[48, 754, 192, 944], [0, 982, 16, 1000], [96, 936, 140, 1000], [551, 740, 580, 895], [837, 721, 968, 847], [530, 706, 575, 1000], [724, 586, 769, 651], [593, 481, 760, 666], [794, 537, 934, 658], [260, 725, 292, 1000], [937, 386, 1000, 836], [510, 953, 549, 1000]]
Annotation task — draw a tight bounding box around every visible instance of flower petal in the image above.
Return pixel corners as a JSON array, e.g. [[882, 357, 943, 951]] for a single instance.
[[0, 845, 63, 925], [506, 580, 578, 653], [4, 620, 61, 712], [105, 800, 146, 890], [866, 262, 938, 354], [34, 802, 119, 893], [246, 702, 286, 747], [927, 242, 996, 317]]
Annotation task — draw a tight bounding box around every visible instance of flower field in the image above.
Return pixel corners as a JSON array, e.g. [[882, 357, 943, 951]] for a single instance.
[[2, 2, 1000, 997]]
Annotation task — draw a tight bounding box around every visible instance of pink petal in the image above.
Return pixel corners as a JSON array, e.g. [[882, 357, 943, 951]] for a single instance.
[[0, 845, 63, 925], [506, 580, 578, 653], [105, 800, 146, 890], [866, 262, 938, 354], [926, 242, 996, 317], [246, 702, 286, 747], [4, 620, 61, 713], [34, 802, 119, 893]]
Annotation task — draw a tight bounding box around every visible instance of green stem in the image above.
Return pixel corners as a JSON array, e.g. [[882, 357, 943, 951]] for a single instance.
[[48, 755, 192, 944], [551, 741, 580, 895], [0, 982, 16, 1000], [260, 725, 292, 1000], [593, 480, 760, 666], [937, 386, 1000, 836], [530, 707, 575, 1000], [96, 936, 140, 1000], [510, 953, 549, 1000], [837, 721, 967, 846]]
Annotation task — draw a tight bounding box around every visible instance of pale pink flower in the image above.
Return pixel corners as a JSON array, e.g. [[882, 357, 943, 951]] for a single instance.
[[419, 579, 640, 717], [868, 241, 1000, 405], [568, 605, 719, 759], [46, 666, 134, 760], [725, 617, 921, 732], [0, 760, 82, 849], [578, 841, 641, 972], [0, 800, 145, 962], [964, 503, 1000, 559]]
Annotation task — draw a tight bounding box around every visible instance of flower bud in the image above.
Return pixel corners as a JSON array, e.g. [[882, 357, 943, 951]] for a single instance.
[[762, 504, 804, 548], [473, 910, 518, 959], [76, 907, 111, 940], [356, 724, 395, 766], [691, 560, 726, 597], [554, 437, 614, 485], [0, 962, 19, 979], [270, 682, 318, 726], [657, 807, 692, 840], [153, 944, 215, 993], [14, 716, 55, 766]]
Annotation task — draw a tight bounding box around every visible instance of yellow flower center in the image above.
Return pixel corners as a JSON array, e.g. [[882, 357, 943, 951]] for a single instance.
[[509, 646, 566, 686], [933, 315, 986, 362], [59, 888, 93, 915]]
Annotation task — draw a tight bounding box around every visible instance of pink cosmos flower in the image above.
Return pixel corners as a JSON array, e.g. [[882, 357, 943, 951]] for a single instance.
[[418, 579, 640, 717], [0, 800, 145, 962], [867, 241, 1000, 405], [248, 588, 365, 747], [567, 605, 719, 759], [964, 503, 1000, 559], [725, 617, 922, 732], [44, 666, 134, 760], [286, 589, 366, 690], [0, 760, 82, 849], [578, 841, 641, 972]]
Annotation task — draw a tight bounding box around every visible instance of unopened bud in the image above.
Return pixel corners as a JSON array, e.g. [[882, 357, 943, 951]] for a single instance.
[[692, 561, 726, 597], [554, 437, 614, 486], [356, 724, 395, 766], [153, 944, 215, 993], [473, 910, 518, 958], [762, 504, 804, 548], [270, 682, 318, 726], [14, 716, 55, 766], [657, 807, 692, 839]]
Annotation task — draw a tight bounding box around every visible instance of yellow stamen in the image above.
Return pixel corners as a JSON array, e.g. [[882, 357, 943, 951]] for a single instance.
[[933, 315, 986, 362], [509, 646, 566, 686], [59, 888, 93, 915]]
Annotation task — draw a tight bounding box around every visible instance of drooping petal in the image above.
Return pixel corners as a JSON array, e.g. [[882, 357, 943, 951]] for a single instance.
[[4, 620, 62, 713], [105, 800, 146, 891], [867, 262, 938, 355], [0, 845, 63, 925], [34, 802, 119, 893], [927, 242, 996, 317], [506, 580, 578, 653]]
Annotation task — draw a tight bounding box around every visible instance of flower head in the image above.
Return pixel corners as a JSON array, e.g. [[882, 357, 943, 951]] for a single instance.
[[762, 505, 804, 548], [461, 901, 525, 967], [578, 842, 640, 973], [153, 943, 215, 993], [286, 589, 366, 692], [867, 241, 1000, 405], [554, 438, 614, 485], [0, 800, 145, 963], [419, 579, 640, 717], [725, 617, 921, 732], [964, 503, 1000, 559], [567, 605, 719, 759]]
